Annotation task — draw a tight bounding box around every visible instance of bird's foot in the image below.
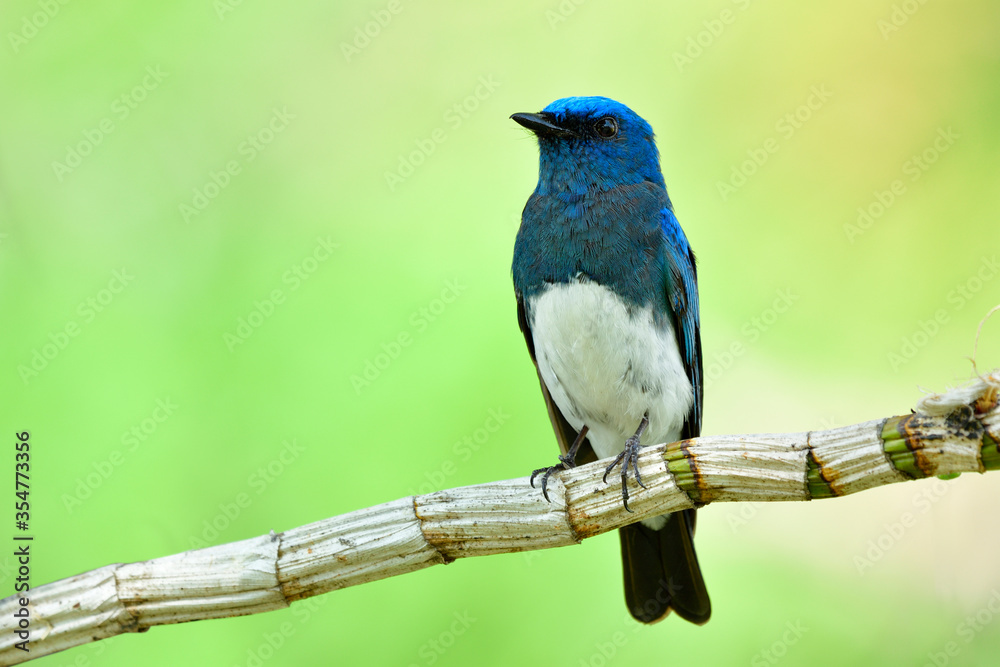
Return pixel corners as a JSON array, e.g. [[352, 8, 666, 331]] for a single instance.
[[602, 413, 650, 512], [530, 425, 589, 502], [530, 452, 577, 502]]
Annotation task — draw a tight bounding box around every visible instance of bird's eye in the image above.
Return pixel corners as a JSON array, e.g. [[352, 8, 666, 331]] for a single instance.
[[593, 116, 618, 138]]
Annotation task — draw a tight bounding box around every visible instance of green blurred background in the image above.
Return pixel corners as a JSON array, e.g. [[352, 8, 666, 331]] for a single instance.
[[3, 0, 1000, 665]]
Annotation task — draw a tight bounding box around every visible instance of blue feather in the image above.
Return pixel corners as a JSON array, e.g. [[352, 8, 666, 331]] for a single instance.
[[660, 207, 702, 432], [512, 97, 701, 432], [511, 95, 710, 624]]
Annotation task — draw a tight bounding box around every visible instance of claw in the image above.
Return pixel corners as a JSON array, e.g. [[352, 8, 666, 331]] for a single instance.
[[631, 443, 646, 489], [530, 463, 563, 502], [603, 450, 626, 484], [602, 413, 650, 512], [529, 426, 588, 503], [620, 472, 631, 512]]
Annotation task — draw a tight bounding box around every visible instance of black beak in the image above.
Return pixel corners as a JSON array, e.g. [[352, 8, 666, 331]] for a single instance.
[[510, 112, 577, 138]]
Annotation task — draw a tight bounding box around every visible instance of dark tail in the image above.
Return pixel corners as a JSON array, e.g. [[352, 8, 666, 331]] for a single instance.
[[619, 508, 711, 624]]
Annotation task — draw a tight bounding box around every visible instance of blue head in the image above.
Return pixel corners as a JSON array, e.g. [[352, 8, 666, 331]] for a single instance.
[[511, 96, 665, 196]]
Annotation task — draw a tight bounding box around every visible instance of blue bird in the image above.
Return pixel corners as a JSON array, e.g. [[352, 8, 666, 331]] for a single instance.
[[511, 96, 710, 624]]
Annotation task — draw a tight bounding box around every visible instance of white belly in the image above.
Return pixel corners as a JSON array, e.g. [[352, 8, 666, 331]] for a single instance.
[[527, 278, 694, 462]]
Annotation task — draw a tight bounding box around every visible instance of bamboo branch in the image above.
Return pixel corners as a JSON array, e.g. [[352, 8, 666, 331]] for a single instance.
[[2, 372, 998, 664]]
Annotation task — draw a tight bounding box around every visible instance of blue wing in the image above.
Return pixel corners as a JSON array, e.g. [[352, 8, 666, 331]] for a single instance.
[[660, 208, 702, 438]]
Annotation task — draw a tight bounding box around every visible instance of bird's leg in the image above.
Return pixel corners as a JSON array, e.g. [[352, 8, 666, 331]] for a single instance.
[[530, 425, 589, 502], [602, 412, 650, 512]]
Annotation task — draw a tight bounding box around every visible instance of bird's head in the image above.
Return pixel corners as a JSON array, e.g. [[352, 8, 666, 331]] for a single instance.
[[511, 96, 665, 196]]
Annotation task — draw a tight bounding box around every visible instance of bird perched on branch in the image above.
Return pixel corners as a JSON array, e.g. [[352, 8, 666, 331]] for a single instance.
[[511, 96, 710, 624]]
